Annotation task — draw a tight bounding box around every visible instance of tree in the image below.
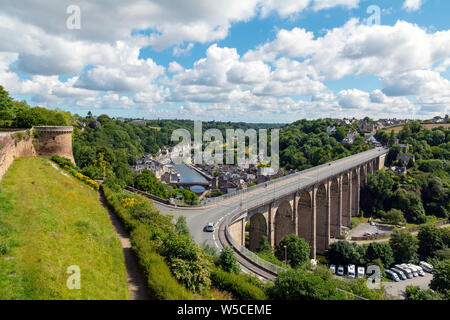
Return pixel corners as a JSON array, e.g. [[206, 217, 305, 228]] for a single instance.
[[275, 234, 310, 268], [391, 190, 426, 224], [365, 242, 394, 268], [429, 259, 450, 299], [360, 170, 396, 216], [326, 240, 366, 266], [405, 285, 442, 300], [0, 85, 14, 121], [389, 230, 419, 263], [219, 246, 240, 275], [418, 225, 446, 260], [380, 209, 406, 226], [175, 216, 190, 237], [269, 268, 347, 300]]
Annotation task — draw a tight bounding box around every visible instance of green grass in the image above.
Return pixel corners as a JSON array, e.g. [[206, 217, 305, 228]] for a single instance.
[[0, 157, 129, 300]]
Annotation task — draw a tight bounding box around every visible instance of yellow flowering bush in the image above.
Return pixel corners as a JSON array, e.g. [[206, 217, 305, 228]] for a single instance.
[[121, 197, 136, 208]]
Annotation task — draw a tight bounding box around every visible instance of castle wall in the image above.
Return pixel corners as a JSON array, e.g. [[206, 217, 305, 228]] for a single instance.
[[0, 126, 75, 181], [34, 126, 75, 165], [0, 131, 36, 181]]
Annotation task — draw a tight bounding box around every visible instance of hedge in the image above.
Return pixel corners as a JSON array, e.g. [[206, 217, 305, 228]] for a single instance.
[[51, 155, 99, 190], [102, 185, 192, 300], [210, 267, 267, 300]]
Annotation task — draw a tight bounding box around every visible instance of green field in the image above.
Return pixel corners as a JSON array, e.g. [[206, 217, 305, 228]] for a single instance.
[[0, 157, 129, 300]]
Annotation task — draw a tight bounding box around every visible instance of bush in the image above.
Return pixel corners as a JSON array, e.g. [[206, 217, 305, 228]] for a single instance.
[[269, 268, 348, 300], [405, 285, 442, 300], [51, 155, 75, 169], [380, 209, 406, 226], [210, 268, 267, 300], [219, 246, 240, 275]]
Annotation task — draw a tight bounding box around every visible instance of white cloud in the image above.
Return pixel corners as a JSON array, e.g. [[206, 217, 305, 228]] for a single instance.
[[313, 0, 360, 11], [402, 0, 423, 12]]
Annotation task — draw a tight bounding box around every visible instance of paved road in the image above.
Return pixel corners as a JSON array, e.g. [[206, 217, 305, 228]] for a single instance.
[[154, 148, 389, 252]]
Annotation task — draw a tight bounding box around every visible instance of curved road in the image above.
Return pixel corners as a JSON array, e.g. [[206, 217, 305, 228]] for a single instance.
[[154, 148, 389, 256]]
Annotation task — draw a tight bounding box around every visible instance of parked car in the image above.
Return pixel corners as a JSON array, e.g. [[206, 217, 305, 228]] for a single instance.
[[386, 269, 400, 282], [357, 266, 365, 278], [408, 264, 425, 277], [330, 264, 336, 274], [337, 265, 344, 276], [395, 264, 413, 279], [419, 261, 433, 273], [391, 267, 407, 280], [205, 222, 215, 232], [347, 264, 356, 278]]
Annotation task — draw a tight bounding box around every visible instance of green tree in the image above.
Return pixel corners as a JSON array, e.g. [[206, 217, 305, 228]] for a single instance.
[[405, 285, 442, 300], [429, 259, 450, 299], [365, 242, 394, 268], [389, 230, 419, 263], [380, 209, 406, 225], [175, 216, 190, 237], [0, 85, 14, 122], [326, 240, 366, 266], [269, 268, 347, 300], [219, 246, 240, 275], [275, 234, 310, 268], [418, 225, 446, 260]]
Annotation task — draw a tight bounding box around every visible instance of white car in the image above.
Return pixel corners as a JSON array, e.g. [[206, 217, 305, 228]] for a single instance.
[[330, 264, 336, 274], [337, 265, 344, 276], [205, 222, 215, 232], [347, 264, 356, 278], [357, 266, 365, 278]]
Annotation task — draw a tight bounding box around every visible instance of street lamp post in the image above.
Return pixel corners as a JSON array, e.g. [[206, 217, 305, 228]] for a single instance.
[[284, 245, 287, 268]]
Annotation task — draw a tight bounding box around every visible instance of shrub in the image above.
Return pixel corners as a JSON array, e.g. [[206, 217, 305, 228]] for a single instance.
[[210, 267, 267, 300], [269, 268, 347, 300], [380, 209, 406, 226], [0, 241, 9, 255], [219, 246, 240, 275]]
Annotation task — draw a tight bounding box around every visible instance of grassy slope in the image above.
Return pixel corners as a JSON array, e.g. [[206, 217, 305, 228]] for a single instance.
[[0, 157, 129, 300]]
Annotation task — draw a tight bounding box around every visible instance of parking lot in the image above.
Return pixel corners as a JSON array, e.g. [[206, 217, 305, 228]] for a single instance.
[[349, 222, 395, 238], [383, 273, 433, 300]]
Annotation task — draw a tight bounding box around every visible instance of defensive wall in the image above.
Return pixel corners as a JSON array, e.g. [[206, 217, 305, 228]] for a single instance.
[[0, 126, 74, 181]]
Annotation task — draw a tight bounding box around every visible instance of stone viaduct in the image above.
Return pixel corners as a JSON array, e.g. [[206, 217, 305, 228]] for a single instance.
[[227, 151, 387, 259]]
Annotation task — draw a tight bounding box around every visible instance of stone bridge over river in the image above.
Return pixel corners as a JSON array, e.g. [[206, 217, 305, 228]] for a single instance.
[[152, 147, 389, 262]]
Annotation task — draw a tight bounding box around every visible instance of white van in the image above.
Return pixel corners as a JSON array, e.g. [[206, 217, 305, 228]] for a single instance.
[[337, 265, 344, 276], [419, 261, 433, 273], [408, 264, 425, 277], [357, 266, 365, 278], [330, 264, 336, 274], [402, 264, 418, 277], [347, 264, 356, 278], [395, 264, 413, 279]]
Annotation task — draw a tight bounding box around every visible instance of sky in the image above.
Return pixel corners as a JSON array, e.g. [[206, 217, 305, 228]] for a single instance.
[[0, 0, 449, 123]]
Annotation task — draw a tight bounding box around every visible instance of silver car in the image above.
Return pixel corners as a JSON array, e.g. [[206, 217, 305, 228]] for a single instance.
[[205, 222, 215, 232]]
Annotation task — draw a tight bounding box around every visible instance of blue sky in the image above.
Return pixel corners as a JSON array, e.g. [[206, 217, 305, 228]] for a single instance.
[[0, 0, 449, 122]]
